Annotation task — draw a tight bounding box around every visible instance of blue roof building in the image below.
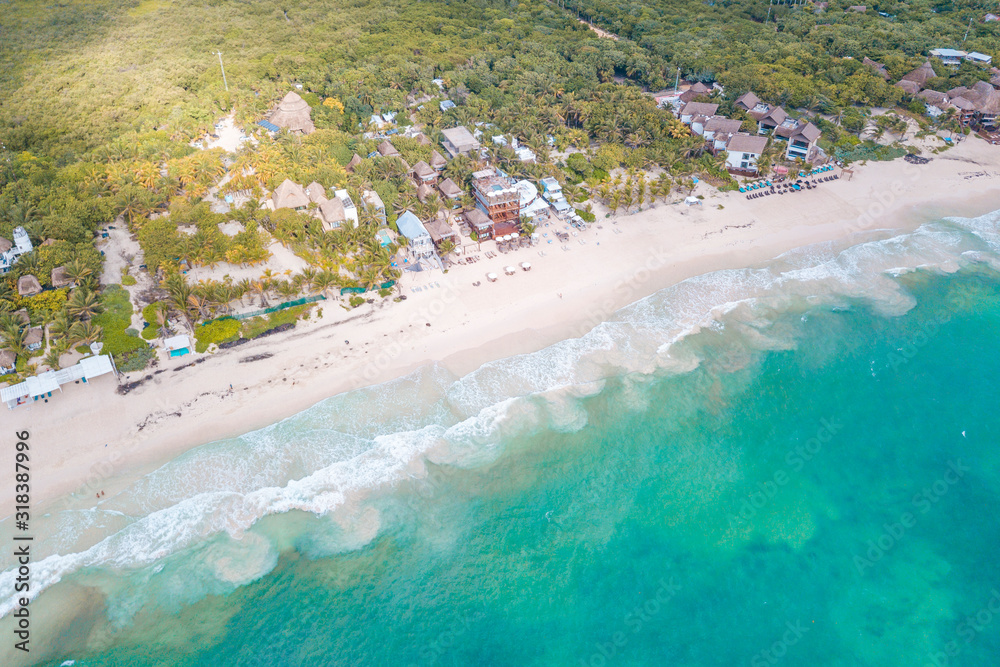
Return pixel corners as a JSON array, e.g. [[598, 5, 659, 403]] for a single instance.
[[396, 211, 434, 257]]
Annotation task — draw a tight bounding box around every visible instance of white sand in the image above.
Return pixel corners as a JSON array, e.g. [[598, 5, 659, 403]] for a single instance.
[[6, 137, 1000, 512]]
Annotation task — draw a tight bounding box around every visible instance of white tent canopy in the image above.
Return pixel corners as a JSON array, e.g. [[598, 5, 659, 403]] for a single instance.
[[2, 354, 116, 409]]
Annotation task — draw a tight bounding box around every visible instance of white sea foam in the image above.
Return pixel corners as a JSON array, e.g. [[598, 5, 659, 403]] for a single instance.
[[2, 210, 999, 620]]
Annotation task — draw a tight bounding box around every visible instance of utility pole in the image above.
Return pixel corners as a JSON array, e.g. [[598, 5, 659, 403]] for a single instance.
[[214, 51, 228, 92], [963, 17, 973, 44], [674, 67, 681, 92]]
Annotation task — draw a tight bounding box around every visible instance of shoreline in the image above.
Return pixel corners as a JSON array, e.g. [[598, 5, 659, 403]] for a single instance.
[[6, 138, 1000, 515]]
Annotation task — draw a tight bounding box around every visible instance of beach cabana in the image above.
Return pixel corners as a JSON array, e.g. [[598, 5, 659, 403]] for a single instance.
[[163, 335, 191, 358]]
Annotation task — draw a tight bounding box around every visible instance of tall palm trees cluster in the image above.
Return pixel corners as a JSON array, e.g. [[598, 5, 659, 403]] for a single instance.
[[102, 143, 229, 226], [592, 170, 674, 215]]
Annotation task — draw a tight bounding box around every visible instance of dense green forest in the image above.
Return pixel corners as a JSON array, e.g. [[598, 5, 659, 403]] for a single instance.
[[0, 0, 995, 379]]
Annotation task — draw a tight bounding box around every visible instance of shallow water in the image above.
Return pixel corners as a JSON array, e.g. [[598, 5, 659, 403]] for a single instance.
[[4, 211, 1000, 667]]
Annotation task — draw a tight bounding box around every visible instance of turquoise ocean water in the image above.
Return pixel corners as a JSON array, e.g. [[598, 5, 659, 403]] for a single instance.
[[3, 210, 1000, 666]]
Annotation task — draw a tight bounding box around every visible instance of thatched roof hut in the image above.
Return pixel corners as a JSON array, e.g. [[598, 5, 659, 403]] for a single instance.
[[894, 80, 921, 96], [415, 133, 431, 146], [51, 266, 73, 288], [411, 160, 436, 182], [24, 327, 43, 349], [423, 217, 457, 244], [269, 92, 315, 135], [0, 349, 14, 371], [900, 61, 937, 89], [377, 140, 400, 157], [273, 179, 309, 210], [305, 181, 328, 204], [438, 177, 463, 200], [11, 309, 29, 326], [429, 150, 448, 170], [416, 182, 434, 203], [0, 237, 11, 253], [319, 198, 347, 231], [17, 275, 42, 297], [346, 153, 363, 173]]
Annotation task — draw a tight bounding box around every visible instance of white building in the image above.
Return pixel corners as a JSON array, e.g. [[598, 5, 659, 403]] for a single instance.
[[334, 189, 359, 227], [1, 355, 116, 409], [725, 134, 769, 173], [0, 227, 33, 274], [396, 211, 435, 258]]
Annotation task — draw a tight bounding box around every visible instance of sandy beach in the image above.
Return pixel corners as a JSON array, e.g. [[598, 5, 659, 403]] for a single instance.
[[6, 136, 1000, 514]]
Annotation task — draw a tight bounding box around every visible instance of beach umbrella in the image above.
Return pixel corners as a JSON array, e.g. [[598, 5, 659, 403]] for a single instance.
[[512, 233, 520, 238], [520, 262, 531, 271], [487, 272, 498, 282], [504, 266, 516, 275]]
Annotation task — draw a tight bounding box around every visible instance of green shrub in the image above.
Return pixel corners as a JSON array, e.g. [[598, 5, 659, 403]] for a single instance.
[[121, 275, 137, 286], [143, 301, 168, 326], [117, 346, 155, 372], [194, 318, 241, 353], [240, 306, 305, 339], [575, 208, 596, 223], [93, 285, 146, 358], [141, 326, 158, 340], [349, 295, 365, 308]]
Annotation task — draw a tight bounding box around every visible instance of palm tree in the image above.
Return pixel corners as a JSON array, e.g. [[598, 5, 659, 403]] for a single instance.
[[69, 321, 102, 346], [0, 315, 26, 359], [63, 259, 94, 287], [67, 287, 103, 321], [438, 239, 457, 259], [48, 309, 73, 342], [43, 344, 64, 371], [162, 273, 194, 325]]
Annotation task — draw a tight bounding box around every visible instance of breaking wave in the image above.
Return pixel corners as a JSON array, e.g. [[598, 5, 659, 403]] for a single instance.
[[1, 210, 999, 627]]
